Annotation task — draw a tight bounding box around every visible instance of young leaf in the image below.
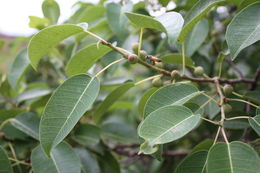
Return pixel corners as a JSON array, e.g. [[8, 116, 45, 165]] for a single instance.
[[66, 44, 111, 76], [207, 141, 260, 173], [125, 12, 184, 46], [42, 0, 60, 24], [178, 0, 224, 43], [8, 49, 30, 89], [40, 74, 100, 156], [226, 3, 260, 60], [144, 83, 202, 118], [243, 91, 260, 104], [10, 112, 40, 140], [74, 148, 100, 173], [174, 150, 208, 173], [29, 16, 50, 30], [138, 105, 201, 147], [28, 24, 84, 69], [185, 18, 209, 57], [249, 115, 260, 136], [161, 53, 194, 67], [106, 3, 128, 40], [0, 146, 13, 173], [31, 142, 81, 173], [93, 82, 134, 123]]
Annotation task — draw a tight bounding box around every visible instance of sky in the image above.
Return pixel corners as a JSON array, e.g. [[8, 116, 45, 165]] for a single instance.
[[0, 0, 98, 36]]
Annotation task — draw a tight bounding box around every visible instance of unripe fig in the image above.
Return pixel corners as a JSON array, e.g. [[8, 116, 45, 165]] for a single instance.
[[155, 62, 163, 68], [223, 84, 233, 96], [131, 42, 139, 54], [139, 50, 148, 60], [128, 54, 138, 64], [194, 66, 204, 76], [171, 70, 181, 80], [223, 104, 232, 114], [152, 77, 163, 87]]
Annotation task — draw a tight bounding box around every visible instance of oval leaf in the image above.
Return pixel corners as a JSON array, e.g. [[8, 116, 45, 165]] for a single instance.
[[42, 0, 60, 25], [31, 142, 81, 173], [93, 82, 134, 123], [249, 114, 260, 136], [207, 141, 260, 173], [161, 53, 194, 67], [138, 87, 158, 116], [138, 105, 201, 146], [125, 12, 184, 46], [144, 83, 202, 118], [226, 3, 260, 60], [8, 49, 30, 89], [40, 74, 100, 156], [28, 24, 84, 69], [178, 0, 224, 43], [0, 146, 13, 173], [66, 44, 111, 76], [10, 112, 40, 140], [175, 150, 208, 173]]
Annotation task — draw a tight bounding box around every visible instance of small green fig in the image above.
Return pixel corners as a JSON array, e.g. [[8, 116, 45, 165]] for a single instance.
[[155, 62, 163, 68], [171, 70, 181, 80], [194, 66, 204, 76], [152, 77, 163, 87], [223, 104, 232, 114], [128, 54, 138, 64], [131, 42, 139, 54], [139, 50, 148, 60], [223, 84, 233, 96]]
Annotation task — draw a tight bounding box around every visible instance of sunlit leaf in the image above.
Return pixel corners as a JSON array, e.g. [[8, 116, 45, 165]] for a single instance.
[[40, 74, 100, 156], [42, 0, 60, 24]]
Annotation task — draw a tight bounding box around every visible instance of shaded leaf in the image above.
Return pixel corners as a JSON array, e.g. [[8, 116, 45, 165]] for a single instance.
[[243, 91, 260, 104], [42, 0, 60, 24], [93, 82, 134, 123], [192, 139, 214, 153], [10, 112, 40, 140], [0, 146, 13, 173], [178, 0, 224, 42], [226, 3, 260, 60], [31, 142, 81, 173], [207, 141, 260, 173], [175, 150, 207, 173], [66, 44, 111, 76], [139, 105, 201, 147], [144, 83, 202, 118], [8, 49, 30, 89], [161, 53, 194, 67], [40, 74, 100, 156], [28, 24, 84, 69], [98, 151, 120, 173], [0, 109, 24, 124], [17, 88, 51, 103], [249, 114, 260, 136]]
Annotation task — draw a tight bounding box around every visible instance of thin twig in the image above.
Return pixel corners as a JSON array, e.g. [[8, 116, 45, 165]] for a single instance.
[[134, 74, 163, 86], [95, 58, 125, 77]]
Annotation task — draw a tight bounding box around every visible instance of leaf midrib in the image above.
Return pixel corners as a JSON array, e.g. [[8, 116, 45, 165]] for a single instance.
[[227, 143, 234, 173]]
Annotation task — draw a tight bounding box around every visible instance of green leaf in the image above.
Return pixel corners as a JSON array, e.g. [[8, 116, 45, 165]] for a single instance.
[[106, 3, 128, 39], [28, 24, 84, 69], [238, 0, 260, 11], [249, 115, 260, 136], [98, 151, 120, 173], [17, 88, 51, 103], [31, 142, 81, 173], [40, 74, 100, 156], [42, 0, 60, 24], [178, 0, 224, 43], [29, 16, 50, 30], [185, 18, 209, 57], [138, 87, 158, 117], [207, 141, 260, 173], [174, 150, 208, 173], [66, 44, 111, 76], [243, 91, 260, 104], [125, 12, 184, 46], [144, 83, 202, 118], [74, 148, 100, 173], [72, 124, 101, 147], [161, 53, 194, 67], [192, 139, 214, 153], [224, 119, 250, 130], [138, 105, 201, 147], [93, 82, 134, 123], [8, 49, 30, 89], [0, 146, 13, 173], [226, 3, 260, 60], [0, 109, 24, 124], [10, 112, 40, 140], [77, 6, 105, 23]]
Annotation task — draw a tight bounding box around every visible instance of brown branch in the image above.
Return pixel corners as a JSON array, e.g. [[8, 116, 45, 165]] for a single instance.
[[249, 66, 260, 90]]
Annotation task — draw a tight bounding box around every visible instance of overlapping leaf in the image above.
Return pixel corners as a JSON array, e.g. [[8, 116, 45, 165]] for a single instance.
[[40, 74, 100, 156], [0, 146, 13, 173], [42, 0, 60, 24], [249, 114, 260, 136], [144, 83, 202, 118], [161, 53, 194, 67]]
